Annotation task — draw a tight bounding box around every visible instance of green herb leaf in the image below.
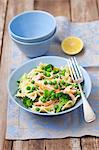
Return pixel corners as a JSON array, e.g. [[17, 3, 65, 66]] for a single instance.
[[45, 64, 53, 72], [23, 97, 33, 108]]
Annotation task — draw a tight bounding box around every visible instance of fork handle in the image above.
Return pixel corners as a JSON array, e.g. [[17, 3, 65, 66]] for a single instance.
[[79, 84, 96, 123]]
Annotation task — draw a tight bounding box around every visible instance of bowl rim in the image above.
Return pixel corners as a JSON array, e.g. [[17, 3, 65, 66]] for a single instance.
[[9, 27, 56, 45], [8, 56, 92, 116], [8, 10, 56, 41], [10, 27, 56, 43]]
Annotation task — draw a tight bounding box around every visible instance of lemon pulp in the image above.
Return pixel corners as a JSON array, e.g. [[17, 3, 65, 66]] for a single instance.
[[61, 36, 83, 55]]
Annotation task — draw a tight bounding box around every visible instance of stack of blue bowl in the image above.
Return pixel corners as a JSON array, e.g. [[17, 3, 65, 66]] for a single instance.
[[8, 10, 56, 58]]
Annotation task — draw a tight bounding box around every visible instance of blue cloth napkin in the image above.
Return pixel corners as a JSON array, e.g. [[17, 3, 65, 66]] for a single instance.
[[6, 17, 99, 139]]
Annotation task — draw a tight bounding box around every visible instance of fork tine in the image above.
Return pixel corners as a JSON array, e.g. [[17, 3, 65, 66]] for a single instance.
[[68, 58, 77, 80], [74, 57, 83, 78], [71, 57, 80, 79], [67, 59, 74, 81]]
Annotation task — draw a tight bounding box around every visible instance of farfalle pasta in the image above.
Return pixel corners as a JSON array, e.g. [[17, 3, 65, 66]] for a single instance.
[[16, 63, 81, 113]]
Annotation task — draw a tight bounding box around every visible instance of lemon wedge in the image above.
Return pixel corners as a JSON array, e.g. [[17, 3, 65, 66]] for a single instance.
[[61, 36, 83, 55]]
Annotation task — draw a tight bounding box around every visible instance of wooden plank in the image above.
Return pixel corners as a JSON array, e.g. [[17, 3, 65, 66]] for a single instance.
[[96, 0, 99, 14], [4, 140, 13, 150], [81, 137, 99, 150], [28, 140, 45, 150], [45, 139, 81, 150], [12, 141, 29, 150], [45, 139, 70, 150], [34, 0, 70, 17], [70, 0, 98, 22], [70, 138, 81, 150], [0, 0, 8, 56], [0, 0, 10, 148]]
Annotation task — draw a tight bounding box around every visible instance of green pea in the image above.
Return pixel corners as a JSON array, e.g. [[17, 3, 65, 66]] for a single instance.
[[73, 83, 79, 88], [31, 80, 35, 84], [47, 68, 52, 72], [56, 92, 62, 98], [53, 80, 57, 85], [51, 96, 55, 100], [26, 86, 31, 90], [46, 97, 49, 101], [28, 86, 36, 93], [54, 75, 59, 78], [54, 105, 58, 109], [60, 69, 66, 76], [42, 66, 45, 70], [41, 98, 46, 103], [17, 80, 20, 84], [44, 80, 48, 85], [36, 107, 40, 111], [48, 81, 53, 85], [35, 72, 38, 75], [36, 86, 39, 90], [60, 87, 64, 90], [45, 72, 51, 77], [32, 86, 35, 90], [47, 73, 51, 77], [56, 93, 59, 98], [51, 92, 55, 97], [58, 82, 62, 87], [65, 83, 71, 87], [51, 92, 56, 99], [54, 85, 58, 89], [53, 69, 59, 74], [61, 80, 65, 85]]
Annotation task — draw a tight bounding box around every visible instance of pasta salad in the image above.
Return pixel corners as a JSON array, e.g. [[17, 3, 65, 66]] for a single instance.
[[16, 63, 81, 113]]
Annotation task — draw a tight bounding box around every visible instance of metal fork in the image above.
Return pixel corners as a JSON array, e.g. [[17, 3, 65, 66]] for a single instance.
[[67, 57, 96, 123]]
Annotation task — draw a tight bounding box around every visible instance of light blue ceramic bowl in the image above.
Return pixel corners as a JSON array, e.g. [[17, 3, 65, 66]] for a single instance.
[[8, 10, 56, 43], [8, 56, 92, 116], [10, 29, 56, 58]]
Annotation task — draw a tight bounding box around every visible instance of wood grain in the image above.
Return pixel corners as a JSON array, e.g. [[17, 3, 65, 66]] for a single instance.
[[12, 141, 29, 150], [34, 0, 70, 17], [0, 0, 8, 57], [81, 137, 99, 150], [3, 140, 13, 150], [45, 139, 81, 150], [45, 139, 70, 150], [70, 0, 98, 22], [96, 0, 99, 14], [28, 140, 45, 150]]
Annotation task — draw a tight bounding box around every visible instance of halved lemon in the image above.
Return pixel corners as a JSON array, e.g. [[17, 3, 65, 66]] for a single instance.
[[61, 36, 83, 55]]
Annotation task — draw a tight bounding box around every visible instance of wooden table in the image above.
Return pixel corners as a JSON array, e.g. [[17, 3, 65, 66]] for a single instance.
[[0, 0, 99, 149]]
